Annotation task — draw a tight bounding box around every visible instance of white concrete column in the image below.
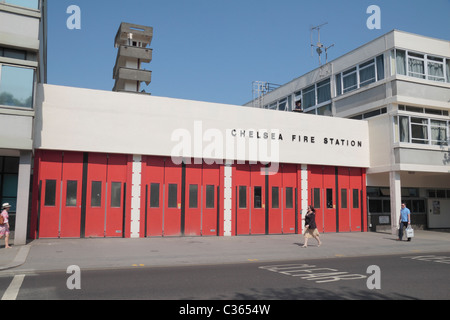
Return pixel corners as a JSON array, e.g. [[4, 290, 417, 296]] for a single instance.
[[300, 164, 309, 234], [130, 155, 142, 238], [14, 151, 32, 245], [389, 171, 402, 235], [223, 162, 233, 236]]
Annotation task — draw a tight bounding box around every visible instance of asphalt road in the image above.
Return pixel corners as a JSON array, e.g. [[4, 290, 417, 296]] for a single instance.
[[1, 252, 449, 302]]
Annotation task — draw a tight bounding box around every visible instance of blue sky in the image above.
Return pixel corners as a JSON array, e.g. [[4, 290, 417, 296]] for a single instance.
[[47, 0, 450, 105]]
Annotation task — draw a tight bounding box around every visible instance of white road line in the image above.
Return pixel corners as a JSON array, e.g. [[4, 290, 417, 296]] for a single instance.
[[2, 275, 26, 300]]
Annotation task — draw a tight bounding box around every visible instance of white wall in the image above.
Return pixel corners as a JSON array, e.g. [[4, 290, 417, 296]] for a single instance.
[[35, 84, 370, 168]]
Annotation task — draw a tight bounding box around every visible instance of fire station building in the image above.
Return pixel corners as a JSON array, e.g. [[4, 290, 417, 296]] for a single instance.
[[1, 1, 448, 243], [30, 84, 369, 239]]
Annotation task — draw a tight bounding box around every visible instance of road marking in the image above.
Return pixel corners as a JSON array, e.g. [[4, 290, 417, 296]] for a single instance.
[[259, 263, 366, 283], [2, 275, 26, 300], [402, 255, 450, 264]]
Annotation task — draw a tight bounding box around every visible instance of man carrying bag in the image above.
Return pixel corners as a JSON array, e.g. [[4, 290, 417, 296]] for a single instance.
[[397, 203, 412, 242]]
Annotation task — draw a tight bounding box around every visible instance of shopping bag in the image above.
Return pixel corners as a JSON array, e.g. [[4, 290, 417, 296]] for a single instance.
[[406, 226, 414, 238]]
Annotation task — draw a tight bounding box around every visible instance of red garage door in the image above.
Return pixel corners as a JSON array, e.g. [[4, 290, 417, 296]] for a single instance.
[[142, 157, 221, 237]]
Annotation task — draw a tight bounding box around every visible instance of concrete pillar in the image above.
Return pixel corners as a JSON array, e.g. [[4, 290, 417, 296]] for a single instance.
[[223, 162, 233, 236], [300, 164, 309, 234], [14, 151, 32, 245], [130, 155, 142, 238], [389, 171, 402, 235]]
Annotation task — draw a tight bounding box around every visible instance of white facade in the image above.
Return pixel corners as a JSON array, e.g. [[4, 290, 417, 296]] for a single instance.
[[0, 0, 47, 245], [245, 30, 450, 232], [35, 84, 370, 169]]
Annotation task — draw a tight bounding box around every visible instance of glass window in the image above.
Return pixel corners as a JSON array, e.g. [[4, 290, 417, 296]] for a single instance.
[[353, 189, 359, 209], [412, 200, 425, 213], [3, 157, 19, 173], [382, 200, 391, 213], [271, 187, 279, 209], [335, 74, 342, 96], [285, 187, 293, 209], [150, 183, 160, 208], [369, 199, 382, 213], [359, 60, 376, 87], [326, 188, 333, 208], [317, 104, 332, 116], [3, 48, 26, 60], [5, 0, 39, 10], [446, 59, 450, 83], [399, 116, 410, 143], [44, 180, 57, 207], [0, 65, 35, 108], [91, 181, 102, 207], [239, 186, 247, 209], [430, 120, 448, 146], [168, 184, 177, 208], [376, 55, 385, 80], [317, 78, 331, 104], [254, 186, 262, 209], [408, 52, 425, 79], [302, 84, 316, 109], [66, 180, 77, 207], [313, 188, 320, 209], [343, 67, 357, 93], [341, 189, 347, 209], [189, 184, 198, 208], [278, 98, 287, 111], [205, 185, 215, 209], [427, 56, 445, 82], [411, 117, 429, 144], [396, 50, 406, 75], [110, 182, 122, 208]]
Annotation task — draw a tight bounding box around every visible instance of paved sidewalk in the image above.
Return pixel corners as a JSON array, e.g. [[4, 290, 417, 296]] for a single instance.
[[1, 230, 449, 273]]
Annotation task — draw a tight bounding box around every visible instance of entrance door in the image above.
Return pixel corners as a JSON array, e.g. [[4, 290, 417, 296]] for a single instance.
[[309, 165, 337, 233], [37, 151, 63, 238], [60, 152, 83, 238], [268, 165, 282, 234], [144, 157, 165, 237], [309, 165, 324, 232], [163, 160, 182, 236], [85, 153, 107, 238], [250, 164, 266, 235], [281, 164, 297, 234], [235, 164, 250, 235], [184, 162, 202, 236], [104, 154, 128, 237], [202, 162, 220, 236], [338, 167, 350, 232], [349, 168, 363, 231]]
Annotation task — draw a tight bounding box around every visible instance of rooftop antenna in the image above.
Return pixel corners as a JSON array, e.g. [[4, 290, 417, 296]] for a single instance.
[[310, 23, 334, 66]]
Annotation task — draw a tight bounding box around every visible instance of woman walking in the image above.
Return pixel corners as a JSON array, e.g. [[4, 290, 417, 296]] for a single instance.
[[0, 203, 12, 249], [302, 205, 322, 248]]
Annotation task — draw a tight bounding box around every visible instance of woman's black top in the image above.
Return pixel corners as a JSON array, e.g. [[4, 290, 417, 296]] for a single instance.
[[305, 212, 317, 229]]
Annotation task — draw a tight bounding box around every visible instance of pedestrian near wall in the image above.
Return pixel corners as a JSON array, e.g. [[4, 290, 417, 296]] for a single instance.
[[397, 203, 412, 242], [0, 203, 12, 249], [302, 205, 322, 248]]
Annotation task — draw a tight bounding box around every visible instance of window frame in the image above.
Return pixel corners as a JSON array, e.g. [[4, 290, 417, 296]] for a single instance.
[[392, 49, 450, 83], [0, 63, 36, 109], [395, 114, 449, 146], [336, 55, 385, 96]]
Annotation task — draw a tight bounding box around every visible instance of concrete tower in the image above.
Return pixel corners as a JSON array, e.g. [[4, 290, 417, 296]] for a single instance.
[[113, 22, 153, 94]]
